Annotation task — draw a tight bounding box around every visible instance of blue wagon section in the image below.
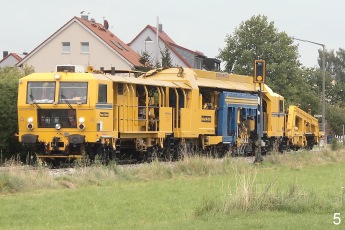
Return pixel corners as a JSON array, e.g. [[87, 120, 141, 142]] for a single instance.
[[217, 92, 258, 155]]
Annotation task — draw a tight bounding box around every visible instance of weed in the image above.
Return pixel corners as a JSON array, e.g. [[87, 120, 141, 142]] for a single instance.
[[331, 138, 339, 151], [194, 197, 219, 218], [0, 173, 25, 193], [195, 169, 340, 217]]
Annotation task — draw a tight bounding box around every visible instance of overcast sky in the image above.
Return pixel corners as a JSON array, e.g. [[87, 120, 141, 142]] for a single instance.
[[1, 0, 343, 68]]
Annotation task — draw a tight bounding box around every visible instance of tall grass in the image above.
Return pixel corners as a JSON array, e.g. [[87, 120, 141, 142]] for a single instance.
[[0, 154, 248, 194], [265, 148, 345, 167], [1, 148, 345, 195], [194, 167, 341, 217]]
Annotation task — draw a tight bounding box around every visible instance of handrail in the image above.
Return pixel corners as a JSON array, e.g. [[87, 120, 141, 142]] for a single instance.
[[174, 88, 179, 129], [144, 86, 149, 131]]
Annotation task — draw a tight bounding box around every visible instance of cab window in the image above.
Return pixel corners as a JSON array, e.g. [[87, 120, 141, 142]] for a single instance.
[[59, 82, 88, 104], [27, 82, 55, 104]]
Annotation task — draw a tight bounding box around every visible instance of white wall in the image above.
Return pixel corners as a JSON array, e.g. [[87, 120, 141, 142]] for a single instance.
[[21, 21, 133, 72], [0, 55, 19, 67], [129, 29, 188, 67]]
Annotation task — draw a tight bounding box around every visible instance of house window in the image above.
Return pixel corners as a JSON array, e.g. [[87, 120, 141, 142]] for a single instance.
[[81, 42, 89, 53], [62, 42, 70, 53], [194, 57, 203, 69]]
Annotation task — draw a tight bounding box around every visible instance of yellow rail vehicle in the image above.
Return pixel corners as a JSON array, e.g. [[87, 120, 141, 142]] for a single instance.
[[141, 68, 287, 155], [18, 65, 321, 165], [284, 105, 320, 150], [18, 66, 199, 163], [18, 70, 116, 163]]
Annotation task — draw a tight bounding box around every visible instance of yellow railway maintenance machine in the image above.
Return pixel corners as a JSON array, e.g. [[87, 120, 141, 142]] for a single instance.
[[17, 65, 321, 165], [18, 66, 183, 164], [284, 105, 320, 150], [140, 66, 288, 156]]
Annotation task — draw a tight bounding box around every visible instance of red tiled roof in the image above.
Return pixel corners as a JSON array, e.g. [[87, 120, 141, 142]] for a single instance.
[[76, 17, 141, 66], [11, 53, 23, 62], [17, 16, 141, 68], [146, 25, 176, 45], [128, 25, 176, 46]]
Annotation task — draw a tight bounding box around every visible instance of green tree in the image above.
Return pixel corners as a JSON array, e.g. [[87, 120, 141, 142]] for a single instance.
[[0, 66, 34, 160], [160, 46, 173, 68], [318, 48, 345, 83], [137, 51, 154, 72], [326, 104, 345, 135], [316, 48, 345, 135], [334, 48, 345, 83], [218, 15, 303, 105]]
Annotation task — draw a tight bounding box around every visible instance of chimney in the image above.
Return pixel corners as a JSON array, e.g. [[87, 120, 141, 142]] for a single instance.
[[3, 51, 8, 59], [23, 52, 28, 55], [158, 24, 163, 32], [81, 15, 88, 21]]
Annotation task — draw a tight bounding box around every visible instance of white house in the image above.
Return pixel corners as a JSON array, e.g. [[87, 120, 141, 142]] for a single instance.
[[17, 16, 141, 72], [0, 51, 26, 68], [129, 24, 220, 71]]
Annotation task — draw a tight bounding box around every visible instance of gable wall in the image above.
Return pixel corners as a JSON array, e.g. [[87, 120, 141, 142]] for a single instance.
[[0, 56, 19, 67], [21, 21, 133, 72], [129, 29, 189, 67]]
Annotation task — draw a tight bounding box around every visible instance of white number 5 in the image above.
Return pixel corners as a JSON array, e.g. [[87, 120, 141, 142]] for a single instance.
[[334, 213, 341, 225]]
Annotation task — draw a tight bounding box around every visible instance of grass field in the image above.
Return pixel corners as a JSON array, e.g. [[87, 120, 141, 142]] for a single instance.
[[1, 148, 345, 229]]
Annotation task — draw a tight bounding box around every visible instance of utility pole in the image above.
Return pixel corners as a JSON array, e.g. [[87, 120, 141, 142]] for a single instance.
[[256, 83, 264, 162], [156, 16, 160, 67]]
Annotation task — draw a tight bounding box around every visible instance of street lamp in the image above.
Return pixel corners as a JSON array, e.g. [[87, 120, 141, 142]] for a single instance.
[[293, 37, 326, 143], [144, 36, 153, 52]]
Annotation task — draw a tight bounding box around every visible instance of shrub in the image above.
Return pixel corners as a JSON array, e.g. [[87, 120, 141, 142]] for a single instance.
[[331, 137, 339, 151]]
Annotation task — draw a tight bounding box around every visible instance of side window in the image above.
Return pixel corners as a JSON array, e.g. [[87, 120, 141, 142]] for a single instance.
[[98, 84, 107, 103], [118, 83, 123, 95], [279, 100, 284, 113]]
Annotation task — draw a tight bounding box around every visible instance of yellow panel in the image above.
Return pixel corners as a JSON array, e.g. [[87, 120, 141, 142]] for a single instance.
[[172, 81, 191, 89], [105, 74, 177, 88], [207, 136, 223, 145], [199, 110, 216, 134], [159, 107, 173, 132], [194, 78, 256, 92]]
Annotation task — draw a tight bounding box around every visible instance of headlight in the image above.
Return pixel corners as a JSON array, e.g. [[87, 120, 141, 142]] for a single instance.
[[79, 117, 85, 123], [27, 117, 33, 123], [55, 123, 61, 130], [27, 123, 34, 130]]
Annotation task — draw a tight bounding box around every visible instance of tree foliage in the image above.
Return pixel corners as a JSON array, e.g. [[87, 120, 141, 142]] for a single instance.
[[218, 14, 345, 135], [160, 46, 173, 68], [316, 48, 345, 135], [326, 104, 345, 135], [318, 48, 345, 83], [218, 15, 303, 105], [136, 46, 173, 72], [0, 66, 34, 159], [137, 51, 154, 72]]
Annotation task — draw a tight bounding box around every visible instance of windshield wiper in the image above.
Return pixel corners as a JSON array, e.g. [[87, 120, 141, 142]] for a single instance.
[[61, 94, 73, 109], [29, 93, 41, 109]]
